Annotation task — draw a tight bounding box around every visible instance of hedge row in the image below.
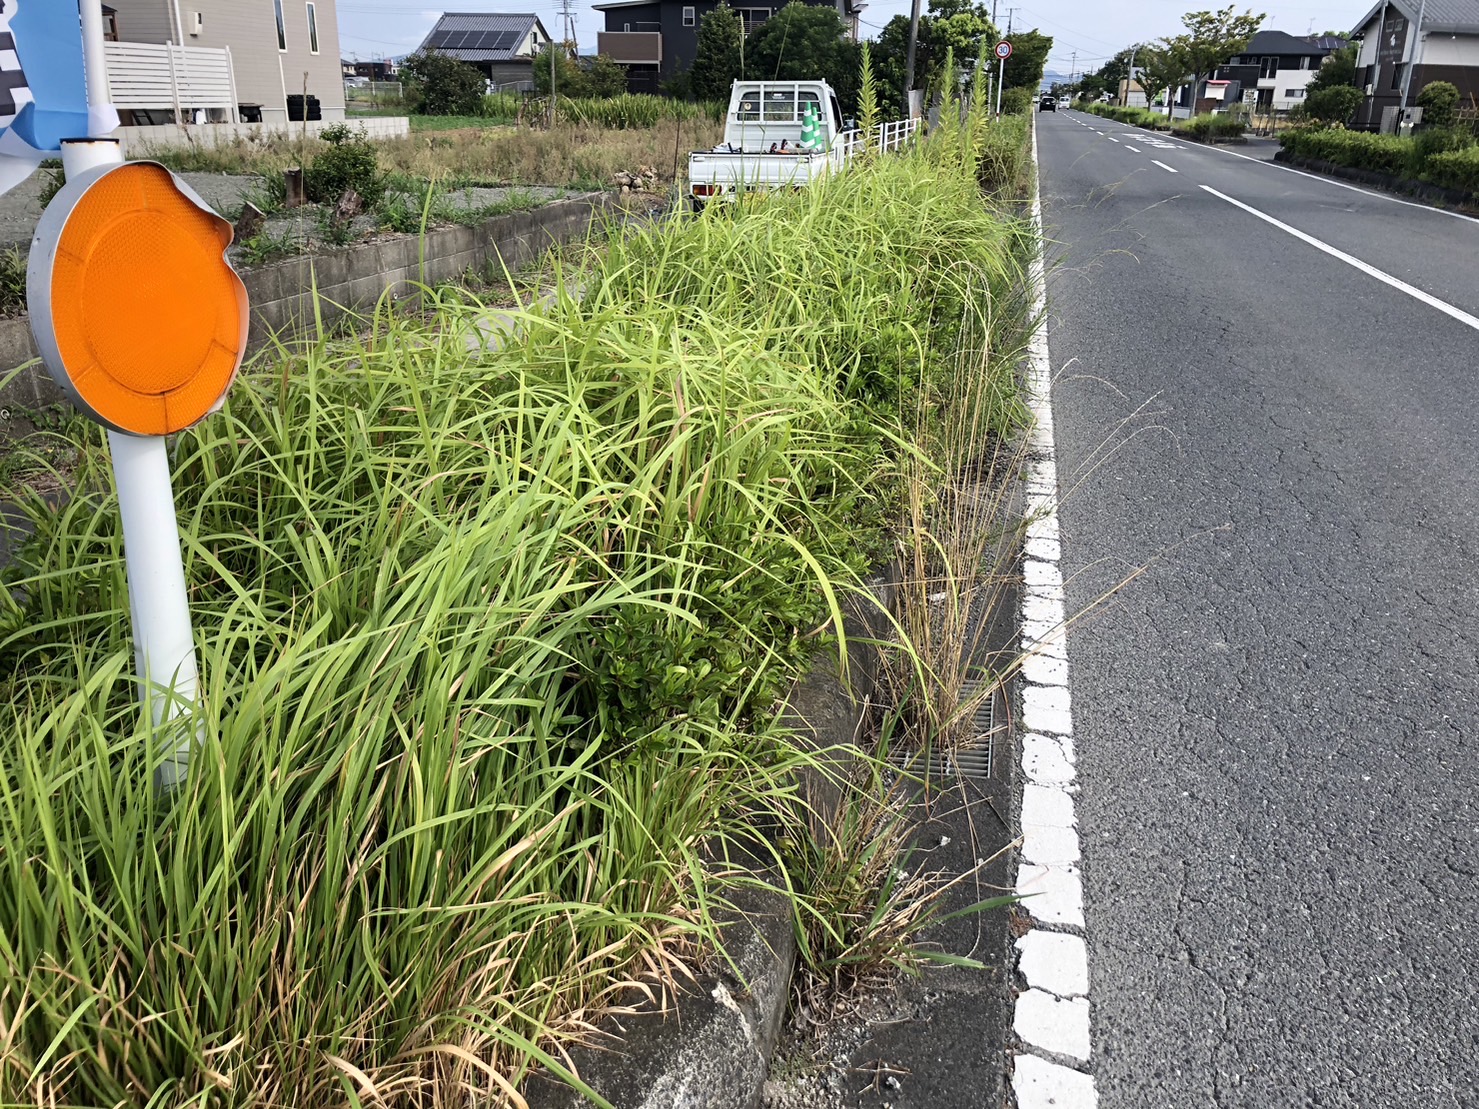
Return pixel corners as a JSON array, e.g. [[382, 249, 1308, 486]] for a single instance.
[[1278, 126, 1479, 196], [1173, 113, 1247, 141], [1083, 103, 1168, 129]]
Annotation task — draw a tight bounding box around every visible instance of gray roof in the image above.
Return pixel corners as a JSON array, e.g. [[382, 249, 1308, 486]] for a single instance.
[[417, 13, 547, 62], [1240, 29, 1343, 56], [1353, 0, 1479, 35]]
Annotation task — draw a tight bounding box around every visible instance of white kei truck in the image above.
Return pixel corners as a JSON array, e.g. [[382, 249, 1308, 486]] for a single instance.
[[686, 80, 918, 210]]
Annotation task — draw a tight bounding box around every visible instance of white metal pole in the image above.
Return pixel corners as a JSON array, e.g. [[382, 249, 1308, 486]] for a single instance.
[[106, 431, 201, 789], [59, 139, 202, 790], [1397, 0, 1428, 118], [79, 0, 113, 135], [996, 56, 1005, 116]]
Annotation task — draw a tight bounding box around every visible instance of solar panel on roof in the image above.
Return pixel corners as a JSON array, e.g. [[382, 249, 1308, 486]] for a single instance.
[[426, 30, 452, 48], [490, 30, 517, 50]]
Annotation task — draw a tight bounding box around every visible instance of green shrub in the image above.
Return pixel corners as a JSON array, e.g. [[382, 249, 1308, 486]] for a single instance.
[[1409, 125, 1474, 176], [401, 49, 486, 115], [1083, 102, 1167, 129], [1173, 113, 1245, 141], [306, 123, 384, 206], [1000, 87, 1033, 115], [1421, 144, 1479, 194], [1278, 127, 1411, 175], [1303, 85, 1362, 125], [1417, 80, 1460, 129]]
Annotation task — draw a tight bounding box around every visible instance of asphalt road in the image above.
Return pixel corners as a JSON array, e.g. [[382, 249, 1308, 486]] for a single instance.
[[1037, 110, 1479, 1107]]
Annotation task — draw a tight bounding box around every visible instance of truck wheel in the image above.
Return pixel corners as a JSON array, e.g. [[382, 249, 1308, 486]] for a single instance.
[[688, 196, 706, 214]]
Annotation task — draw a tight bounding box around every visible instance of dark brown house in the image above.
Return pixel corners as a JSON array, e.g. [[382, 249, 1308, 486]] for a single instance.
[[1350, 0, 1479, 129]]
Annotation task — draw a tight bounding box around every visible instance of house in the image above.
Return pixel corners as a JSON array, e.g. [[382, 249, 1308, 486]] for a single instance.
[[1118, 75, 1149, 107], [343, 59, 397, 81], [1349, 0, 1479, 130], [108, 0, 346, 125], [595, 0, 866, 94], [1211, 30, 1350, 112], [415, 13, 552, 90]]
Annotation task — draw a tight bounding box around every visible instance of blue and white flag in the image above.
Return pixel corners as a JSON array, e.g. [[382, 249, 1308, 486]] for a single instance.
[[0, 2, 118, 196]]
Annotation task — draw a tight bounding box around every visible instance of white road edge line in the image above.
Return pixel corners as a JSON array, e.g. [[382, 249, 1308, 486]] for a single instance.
[[1015, 112, 1100, 1109], [1200, 185, 1479, 333], [1152, 159, 1178, 173], [1170, 134, 1479, 225]]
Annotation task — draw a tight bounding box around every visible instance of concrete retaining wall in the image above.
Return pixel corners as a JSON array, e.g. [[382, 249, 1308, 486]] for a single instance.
[[116, 116, 409, 156], [0, 191, 622, 430]]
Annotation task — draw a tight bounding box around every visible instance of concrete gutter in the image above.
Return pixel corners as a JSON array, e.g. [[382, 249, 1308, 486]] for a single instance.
[[524, 577, 898, 1109]]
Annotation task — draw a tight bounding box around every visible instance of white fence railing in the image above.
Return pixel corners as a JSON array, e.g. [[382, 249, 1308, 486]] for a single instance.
[[836, 116, 921, 159], [105, 41, 238, 120]]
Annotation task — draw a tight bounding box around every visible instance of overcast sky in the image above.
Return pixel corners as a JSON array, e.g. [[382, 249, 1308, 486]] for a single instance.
[[335, 0, 1370, 78]]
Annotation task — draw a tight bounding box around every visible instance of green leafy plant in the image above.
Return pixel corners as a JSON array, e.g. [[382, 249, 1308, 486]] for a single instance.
[[306, 122, 384, 206], [1000, 87, 1034, 116], [238, 227, 303, 265], [1302, 84, 1363, 125], [1173, 112, 1246, 141], [1422, 145, 1479, 195], [1417, 80, 1461, 130], [0, 247, 27, 316], [401, 49, 486, 115]]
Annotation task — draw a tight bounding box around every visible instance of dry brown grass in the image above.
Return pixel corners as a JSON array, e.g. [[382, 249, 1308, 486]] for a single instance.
[[142, 119, 724, 190]]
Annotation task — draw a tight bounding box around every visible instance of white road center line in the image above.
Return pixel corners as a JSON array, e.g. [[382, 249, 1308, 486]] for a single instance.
[[1106, 136, 1119, 143], [1124, 144, 1141, 152], [1152, 159, 1177, 173], [1201, 185, 1479, 332]]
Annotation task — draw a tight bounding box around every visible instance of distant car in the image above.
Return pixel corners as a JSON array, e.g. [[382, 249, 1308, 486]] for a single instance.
[[344, 76, 370, 88], [1039, 95, 1057, 111]]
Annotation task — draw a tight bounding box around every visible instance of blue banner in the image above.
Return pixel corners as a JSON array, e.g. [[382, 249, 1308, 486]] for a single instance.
[[0, 2, 99, 195]]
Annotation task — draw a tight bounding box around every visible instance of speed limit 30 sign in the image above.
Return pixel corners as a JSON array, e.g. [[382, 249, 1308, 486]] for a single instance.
[[995, 39, 1013, 59]]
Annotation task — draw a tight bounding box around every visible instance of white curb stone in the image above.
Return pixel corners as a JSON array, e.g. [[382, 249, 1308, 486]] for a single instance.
[[1016, 863, 1086, 927], [1014, 1053, 1099, 1109], [1016, 930, 1090, 997], [1014, 989, 1093, 1062]]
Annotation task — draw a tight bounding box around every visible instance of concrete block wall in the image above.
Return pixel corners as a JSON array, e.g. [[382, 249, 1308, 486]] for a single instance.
[[117, 116, 410, 156], [0, 191, 623, 435]]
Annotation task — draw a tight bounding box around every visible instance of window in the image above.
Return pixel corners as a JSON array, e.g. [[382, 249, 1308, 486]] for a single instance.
[[273, 0, 287, 50], [683, 6, 695, 25], [1299, 55, 1311, 70], [762, 89, 794, 120], [1390, 62, 1404, 90], [1259, 55, 1279, 79], [1284, 88, 1305, 98], [305, 3, 319, 54]]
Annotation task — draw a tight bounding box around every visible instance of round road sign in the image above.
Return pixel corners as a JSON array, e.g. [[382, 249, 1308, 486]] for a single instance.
[[995, 39, 1013, 59], [28, 160, 248, 437]]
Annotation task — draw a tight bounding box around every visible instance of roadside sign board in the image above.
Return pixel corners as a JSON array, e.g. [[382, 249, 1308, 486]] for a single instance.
[[995, 40, 1013, 60], [28, 160, 248, 436]]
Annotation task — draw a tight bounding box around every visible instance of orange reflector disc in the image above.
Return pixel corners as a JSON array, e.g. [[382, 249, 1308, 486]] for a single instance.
[[36, 162, 247, 436]]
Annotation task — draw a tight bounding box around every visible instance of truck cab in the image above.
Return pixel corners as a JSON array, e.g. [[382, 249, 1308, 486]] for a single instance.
[[687, 80, 852, 209]]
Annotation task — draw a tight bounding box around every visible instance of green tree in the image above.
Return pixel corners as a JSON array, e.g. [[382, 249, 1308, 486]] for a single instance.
[[585, 54, 629, 97], [1134, 43, 1188, 112], [1303, 84, 1362, 124], [1307, 42, 1357, 93], [690, 4, 745, 101], [747, 2, 863, 108], [1417, 80, 1461, 128], [1002, 29, 1052, 89], [1167, 6, 1263, 116], [532, 44, 585, 96], [399, 50, 485, 115]]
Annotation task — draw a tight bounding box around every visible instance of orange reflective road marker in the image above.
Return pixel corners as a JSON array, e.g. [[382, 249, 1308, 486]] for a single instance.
[[30, 159, 247, 435]]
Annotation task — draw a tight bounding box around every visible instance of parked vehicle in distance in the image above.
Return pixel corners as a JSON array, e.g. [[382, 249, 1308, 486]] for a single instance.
[[1040, 94, 1057, 111], [687, 80, 917, 211], [344, 76, 370, 88]]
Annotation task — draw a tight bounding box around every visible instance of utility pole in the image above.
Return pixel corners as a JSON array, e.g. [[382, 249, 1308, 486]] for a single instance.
[[548, 41, 557, 128], [1397, 0, 1428, 121], [1126, 42, 1137, 106], [904, 0, 922, 117]]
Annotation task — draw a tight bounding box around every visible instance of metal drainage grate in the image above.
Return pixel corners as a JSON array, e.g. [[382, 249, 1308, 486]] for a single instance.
[[886, 680, 999, 780]]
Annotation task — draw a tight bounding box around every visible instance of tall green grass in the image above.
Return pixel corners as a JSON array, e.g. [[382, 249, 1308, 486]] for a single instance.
[[0, 125, 1031, 1107]]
